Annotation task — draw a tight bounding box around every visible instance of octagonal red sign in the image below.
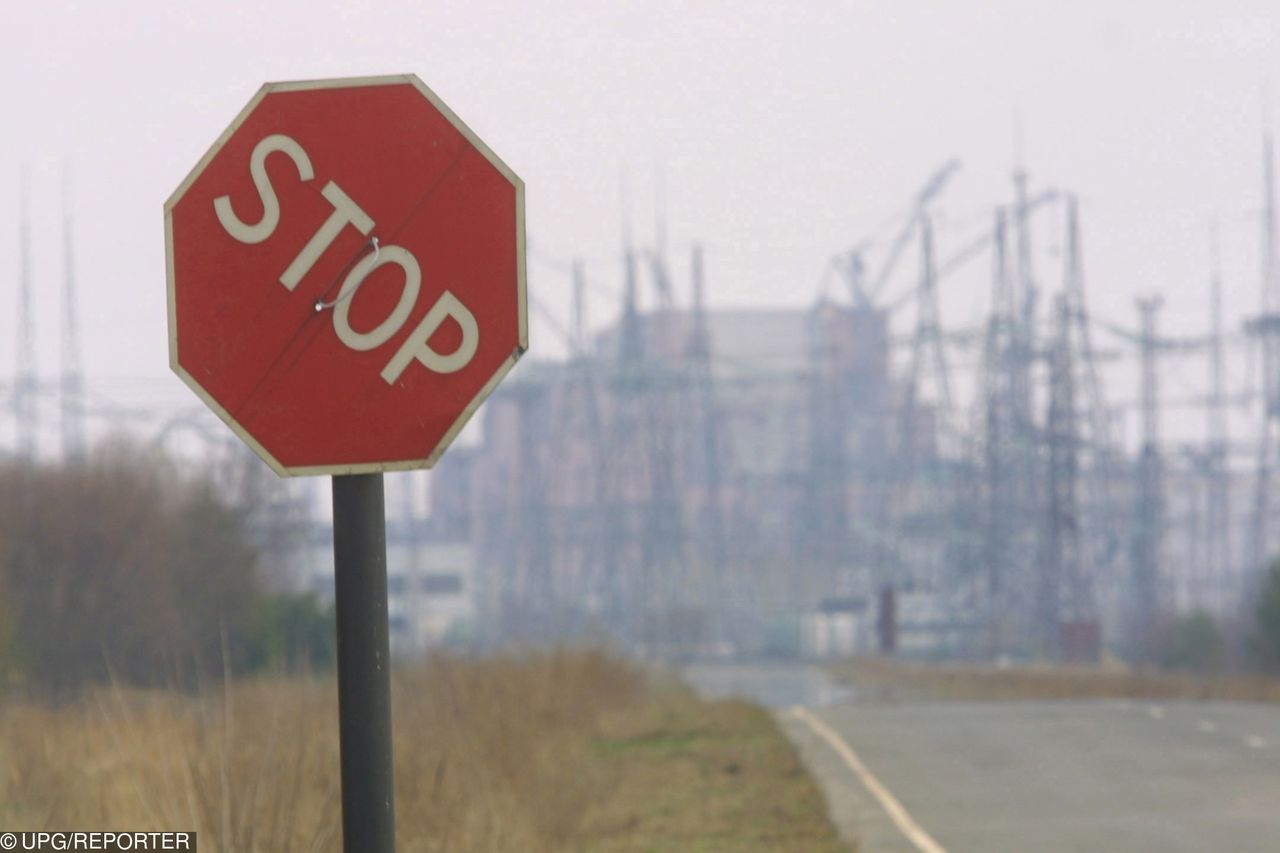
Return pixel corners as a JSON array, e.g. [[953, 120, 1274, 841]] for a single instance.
[[165, 75, 526, 475]]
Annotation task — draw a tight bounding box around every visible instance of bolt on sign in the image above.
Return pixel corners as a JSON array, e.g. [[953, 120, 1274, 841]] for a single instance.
[[166, 74, 527, 475]]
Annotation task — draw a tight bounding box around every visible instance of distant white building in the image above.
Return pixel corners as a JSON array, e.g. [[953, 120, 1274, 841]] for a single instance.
[[304, 527, 478, 656], [387, 540, 476, 653], [801, 598, 872, 658]]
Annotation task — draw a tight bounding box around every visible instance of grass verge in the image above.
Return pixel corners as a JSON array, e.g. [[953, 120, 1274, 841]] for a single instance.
[[832, 656, 1280, 703], [580, 689, 848, 851], [0, 650, 847, 852]]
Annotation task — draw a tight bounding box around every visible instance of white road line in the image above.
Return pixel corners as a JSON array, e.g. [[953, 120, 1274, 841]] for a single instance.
[[790, 706, 947, 853], [1246, 735, 1267, 749]]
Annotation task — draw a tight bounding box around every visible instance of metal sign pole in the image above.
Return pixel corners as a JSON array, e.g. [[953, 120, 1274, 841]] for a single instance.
[[332, 473, 396, 853]]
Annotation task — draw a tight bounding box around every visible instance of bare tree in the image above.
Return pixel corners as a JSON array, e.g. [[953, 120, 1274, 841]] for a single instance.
[[0, 438, 258, 695]]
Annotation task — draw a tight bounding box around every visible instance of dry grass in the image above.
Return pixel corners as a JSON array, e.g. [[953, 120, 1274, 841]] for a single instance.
[[833, 656, 1280, 703], [0, 651, 847, 852]]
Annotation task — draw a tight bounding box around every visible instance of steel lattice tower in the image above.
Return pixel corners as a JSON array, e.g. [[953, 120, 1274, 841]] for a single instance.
[[1205, 222, 1232, 613], [1133, 296, 1165, 660], [1042, 292, 1081, 657], [16, 170, 37, 461], [1249, 130, 1280, 581], [61, 165, 85, 462], [982, 209, 1014, 641], [687, 245, 729, 637]]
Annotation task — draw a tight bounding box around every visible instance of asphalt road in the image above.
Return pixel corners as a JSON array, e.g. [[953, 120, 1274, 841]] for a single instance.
[[686, 666, 1280, 852]]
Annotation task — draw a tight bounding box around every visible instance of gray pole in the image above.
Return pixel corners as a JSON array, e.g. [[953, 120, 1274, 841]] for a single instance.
[[332, 473, 396, 853]]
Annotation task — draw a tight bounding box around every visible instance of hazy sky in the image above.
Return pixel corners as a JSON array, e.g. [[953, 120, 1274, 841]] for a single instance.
[[3, 1, 1280, 446]]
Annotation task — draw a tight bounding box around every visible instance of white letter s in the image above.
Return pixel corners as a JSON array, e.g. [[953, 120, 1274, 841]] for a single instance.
[[213, 133, 314, 244]]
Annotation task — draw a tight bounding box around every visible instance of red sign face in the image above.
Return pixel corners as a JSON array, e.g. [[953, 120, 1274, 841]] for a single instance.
[[166, 75, 526, 475]]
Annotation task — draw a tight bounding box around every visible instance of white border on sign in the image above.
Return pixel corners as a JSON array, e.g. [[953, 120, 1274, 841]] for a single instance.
[[165, 74, 528, 478]]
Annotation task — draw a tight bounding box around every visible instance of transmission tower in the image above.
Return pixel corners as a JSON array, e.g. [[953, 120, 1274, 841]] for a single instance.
[[1249, 128, 1280, 581], [602, 244, 687, 649], [1206, 221, 1231, 613], [886, 215, 954, 612], [687, 245, 728, 638], [898, 216, 953, 477], [16, 169, 37, 460], [561, 259, 608, 611], [571, 259, 589, 357], [982, 209, 1015, 640], [1133, 296, 1165, 660], [637, 251, 686, 650], [1057, 195, 1107, 657], [985, 166, 1049, 654], [905, 217, 954, 429], [598, 248, 645, 635], [1011, 166, 1039, 437], [1042, 292, 1082, 658], [61, 165, 85, 462]]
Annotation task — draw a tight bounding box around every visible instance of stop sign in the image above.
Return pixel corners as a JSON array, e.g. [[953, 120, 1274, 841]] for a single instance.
[[165, 75, 526, 475]]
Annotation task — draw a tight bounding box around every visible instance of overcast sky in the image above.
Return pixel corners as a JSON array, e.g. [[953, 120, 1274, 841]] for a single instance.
[[3, 1, 1280, 449]]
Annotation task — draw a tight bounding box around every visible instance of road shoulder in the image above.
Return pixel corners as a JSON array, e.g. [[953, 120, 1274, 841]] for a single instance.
[[775, 706, 919, 852]]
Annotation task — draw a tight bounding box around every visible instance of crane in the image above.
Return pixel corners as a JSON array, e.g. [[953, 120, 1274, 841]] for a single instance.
[[841, 159, 962, 308]]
